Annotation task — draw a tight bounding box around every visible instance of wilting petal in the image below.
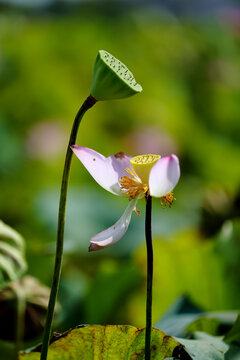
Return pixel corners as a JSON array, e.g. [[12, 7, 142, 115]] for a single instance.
[[149, 155, 180, 197], [89, 197, 138, 251], [71, 146, 131, 196]]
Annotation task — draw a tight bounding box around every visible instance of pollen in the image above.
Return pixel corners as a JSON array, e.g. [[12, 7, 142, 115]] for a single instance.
[[160, 192, 175, 208], [120, 167, 148, 199]]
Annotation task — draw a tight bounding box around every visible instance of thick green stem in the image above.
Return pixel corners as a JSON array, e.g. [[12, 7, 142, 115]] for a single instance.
[[13, 283, 26, 359], [40, 95, 97, 360], [145, 195, 153, 360]]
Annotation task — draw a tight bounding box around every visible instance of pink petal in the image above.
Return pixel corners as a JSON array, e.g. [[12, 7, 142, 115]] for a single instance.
[[88, 198, 138, 251], [149, 155, 180, 197], [71, 146, 131, 196]]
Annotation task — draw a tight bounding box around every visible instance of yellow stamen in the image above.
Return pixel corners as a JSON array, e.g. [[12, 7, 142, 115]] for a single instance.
[[125, 167, 139, 178], [160, 192, 175, 208], [134, 206, 141, 216], [120, 167, 148, 199], [120, 154, 161, 199]]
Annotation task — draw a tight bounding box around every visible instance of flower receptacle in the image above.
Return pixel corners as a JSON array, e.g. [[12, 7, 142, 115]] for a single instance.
[[90, 50, 142, 101], [130, 154, 160, 184]]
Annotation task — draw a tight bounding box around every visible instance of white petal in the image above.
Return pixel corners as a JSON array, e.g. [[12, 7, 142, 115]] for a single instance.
[[71, 146, 131, 196], [89, 198, 138, 251], [149, 155, 180, 197]]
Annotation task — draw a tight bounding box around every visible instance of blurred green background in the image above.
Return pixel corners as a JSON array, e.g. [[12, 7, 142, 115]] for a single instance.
[[0, 0, 240, 356]]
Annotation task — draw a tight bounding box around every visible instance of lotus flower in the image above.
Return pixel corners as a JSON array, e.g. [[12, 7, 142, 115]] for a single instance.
[[71, 146, 180, 251]]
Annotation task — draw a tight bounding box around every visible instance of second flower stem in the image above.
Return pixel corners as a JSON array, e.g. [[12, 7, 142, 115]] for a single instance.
[[145, 194, 153, 360], [40, 95, 97, 360]]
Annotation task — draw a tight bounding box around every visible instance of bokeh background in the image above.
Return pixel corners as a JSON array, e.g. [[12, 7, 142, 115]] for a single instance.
[[0, 0, 240, 357]]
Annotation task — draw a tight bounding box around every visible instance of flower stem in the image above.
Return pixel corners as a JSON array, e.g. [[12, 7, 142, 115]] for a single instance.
[[145, 194, 153, 360], [14, 283, 26, 359], [40, 95, 97, 360]]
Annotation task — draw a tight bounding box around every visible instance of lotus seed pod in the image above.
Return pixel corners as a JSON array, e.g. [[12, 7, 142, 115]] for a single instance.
[[90, 50, 142, 101]]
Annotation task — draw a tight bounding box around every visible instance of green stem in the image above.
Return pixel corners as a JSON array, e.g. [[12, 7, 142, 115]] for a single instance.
[[40, 95, 97, 360], [145, 195, 153, 360], [13, 283, 26, 359]]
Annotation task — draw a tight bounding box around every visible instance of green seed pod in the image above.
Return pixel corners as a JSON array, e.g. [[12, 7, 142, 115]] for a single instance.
[[90, 50, 142, 101]]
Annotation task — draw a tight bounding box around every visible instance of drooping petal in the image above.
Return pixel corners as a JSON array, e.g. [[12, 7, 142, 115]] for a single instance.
[[89, 197, 138, 251], [149, 155, 180, 197], [71, 146, 131, 196]]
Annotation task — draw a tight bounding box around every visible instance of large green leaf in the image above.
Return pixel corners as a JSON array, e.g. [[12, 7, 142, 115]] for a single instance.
[[155, 296, 202, 337], [155, 296, 238, 338], [19, 325, 191, 360], [224, 314, 240, 346], [176, 332, 229, 360], [0, 220, 27, 290], [184, 312, 240, 338]]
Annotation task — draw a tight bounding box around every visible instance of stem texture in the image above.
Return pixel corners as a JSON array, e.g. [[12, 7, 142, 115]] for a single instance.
[[14, 284, 26, 359], [40, 95, 97, 360], [145, 195, 153, 360]]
